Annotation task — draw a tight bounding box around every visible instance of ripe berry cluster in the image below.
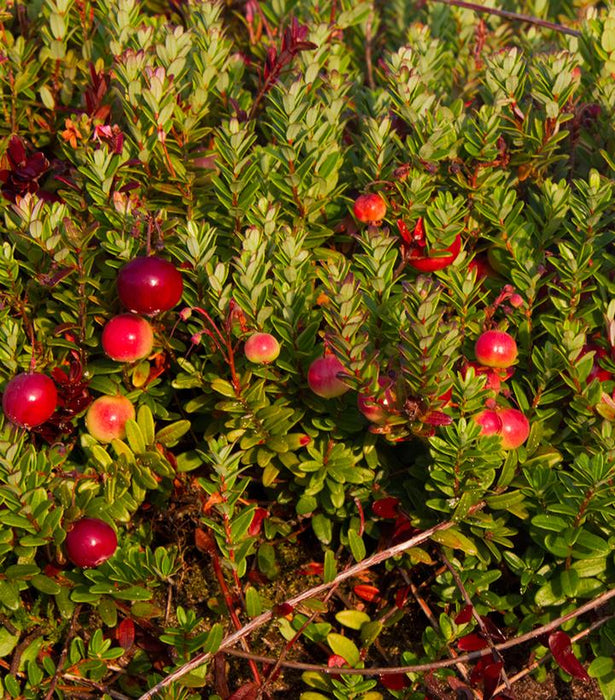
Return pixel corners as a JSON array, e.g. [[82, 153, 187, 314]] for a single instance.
[[1, 255, 183, 568]]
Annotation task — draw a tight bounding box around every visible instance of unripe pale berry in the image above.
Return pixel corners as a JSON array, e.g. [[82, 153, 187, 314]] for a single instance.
[[353, 193, 387, 224], [2, 372, 57, 429], [244, 332, 280, 364], [85, 395, 135, 443], [307, 356, 349, 399], [65, 517, 117, 568], [117, 256, 183, 315], [102, 314, 154, 363], [475, 330, 518, 369]]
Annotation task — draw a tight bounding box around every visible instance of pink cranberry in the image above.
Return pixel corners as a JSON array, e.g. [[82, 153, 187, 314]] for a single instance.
[[475, 330, 518, 369], [307, 355, 349, 399], [102, 314, 154, 363]]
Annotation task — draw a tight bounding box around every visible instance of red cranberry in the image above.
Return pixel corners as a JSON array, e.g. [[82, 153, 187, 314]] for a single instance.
[[408, 235, 461, 272], [117, 256, 183, 315], [353, 193, 387, 224], [358, 378, 396, 424], [497, 408, 530, 450], [244, 332, 280, 364], [474, 409, 502, 436], [2, 372, 57, 429], [307, 355, 350, 399], [475, 330, 518, 369], [580, 344, 612, 383], [65, 517, 118, 568], [102, 314, 154, 363]]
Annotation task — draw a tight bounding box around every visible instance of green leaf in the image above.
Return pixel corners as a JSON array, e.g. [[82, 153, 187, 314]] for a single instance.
[[327, 633, 360, 667], [156, 420, 191, 447], [360, 620, 383, 647], [312, 514, 332, 544], [347, 528, 366, 562], [137, 405, 155, 445], [203, 623, 223, 654], [531, 514, 569, 531], [30, 574, 62, 595], [0, 580, 20, 611], [589, 657, 614, 678], [0, 627, 19, 657], [324, 549, 336, 584], [125, 419, 146, 454], [245, 587, 262, 617], [432, 527, 478, 555], [335, 610, 370, 630]]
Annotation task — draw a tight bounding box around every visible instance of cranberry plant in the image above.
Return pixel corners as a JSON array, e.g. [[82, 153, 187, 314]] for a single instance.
[[1, 0, 615, 698]]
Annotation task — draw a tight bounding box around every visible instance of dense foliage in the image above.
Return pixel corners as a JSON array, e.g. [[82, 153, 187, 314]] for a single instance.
[[2, 0, 615, 698]]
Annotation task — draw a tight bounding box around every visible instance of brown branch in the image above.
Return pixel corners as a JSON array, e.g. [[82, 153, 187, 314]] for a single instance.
[[44, 606, 82, 700], [136, 513, 465, 699], [221, 603, 615, 677], [432, 0, 581, 37], [492, 614, 615, 696]]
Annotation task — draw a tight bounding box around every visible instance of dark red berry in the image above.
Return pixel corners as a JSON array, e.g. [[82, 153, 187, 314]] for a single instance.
[[65, 517, 118, 568], [117, 256, 183, 315], [2, 373, 57, 429]]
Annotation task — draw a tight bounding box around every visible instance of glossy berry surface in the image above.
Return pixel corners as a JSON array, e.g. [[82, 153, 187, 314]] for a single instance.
[[85, 395, 135, 443], [497, 408, 530, 450], [408, 235, 461, 272], [65, 517, 117, 568], [357, 377, 396, 424], [307, 356, 349, 399], [244, 332, 280, 364], [475, 330, 518, 369], [102, 314, 154, 363], [2, 372, 57, 429], [474, 409, 502, 437], [117, 256, 183, 315], [353, 193, 387, 223]]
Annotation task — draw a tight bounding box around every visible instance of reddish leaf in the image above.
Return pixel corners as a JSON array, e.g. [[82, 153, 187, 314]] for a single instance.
[[194, 527, 216, 555], [248, 508, 268, 536], [379, 672, 409, 690], [328, 654, 347, 668], [273, 603, 294, 617], [548, 630, 590, 681], [116, 618, 135, 650], [455, 604, 474, 624], [228, 682, 259, 700], [298, 562, 324, 576], [353, 584, 381, 603], [470, 657, 503, 700], [395, 585, 411, 609], [457, 633, 489, 651], [372, 496, 400, 519], [481, 616, 506, 643]]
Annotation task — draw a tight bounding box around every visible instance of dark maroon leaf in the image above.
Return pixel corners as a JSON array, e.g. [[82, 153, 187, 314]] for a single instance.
[[372, 496, 400, 518], [228, 682, 259, 700], [457, 633, 489, 651], [379, 672, 409, 690], [455, 604, 474, 624], [548, 630, 590, 681], [424, 410, 453, 426], [470, 657, 503, 699], [116, 618, 135, 650], [273, 603, 294, 617], [481, 616, 506, 643]]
